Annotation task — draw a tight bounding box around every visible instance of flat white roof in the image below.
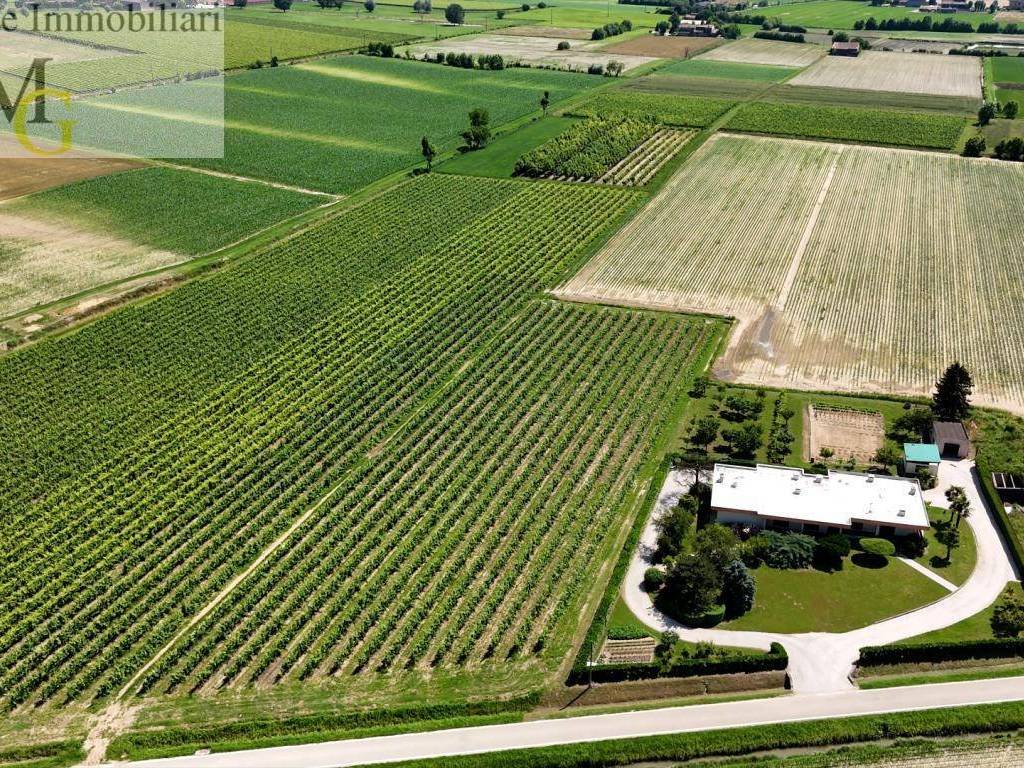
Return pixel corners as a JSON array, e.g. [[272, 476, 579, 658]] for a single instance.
[[711, 464, 930, 531]]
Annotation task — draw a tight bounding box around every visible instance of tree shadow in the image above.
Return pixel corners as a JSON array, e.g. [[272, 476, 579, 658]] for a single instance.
[[851, 552, 888, 570]]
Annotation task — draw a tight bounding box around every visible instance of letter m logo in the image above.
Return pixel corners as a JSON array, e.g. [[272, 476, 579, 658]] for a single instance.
[[0, 58, 52, 124]]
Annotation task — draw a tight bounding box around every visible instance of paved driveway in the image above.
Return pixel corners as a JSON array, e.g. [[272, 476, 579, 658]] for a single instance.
[[622, 460, 1019, 692]]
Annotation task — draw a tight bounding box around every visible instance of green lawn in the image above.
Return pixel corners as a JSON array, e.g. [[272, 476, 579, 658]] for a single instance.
[[735, 0, 991, 31], [660, 59, 801, 83], [907, 582, 1023, 644], [514, 0, 663, 30], [917, 506, 977, 587], [859, 663, 1024, 689], [438, 116, 578, 178], [721, 558, 948, 633]]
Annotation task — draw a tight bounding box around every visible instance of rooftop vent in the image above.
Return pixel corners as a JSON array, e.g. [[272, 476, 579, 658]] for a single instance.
[[794, 488, 802, 495], [909, 487, 917, 496], [716, 474, 724, 484], [898, 509, 906, 517], [814, 477, 823, 484], [867, 476, 875, 483]]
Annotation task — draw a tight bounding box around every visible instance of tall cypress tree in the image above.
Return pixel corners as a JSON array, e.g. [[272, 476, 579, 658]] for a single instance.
[[932, 361, 973, 421]]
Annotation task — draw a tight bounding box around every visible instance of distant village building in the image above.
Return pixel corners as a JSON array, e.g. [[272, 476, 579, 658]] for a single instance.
[[931, 420, 971, 459], [903, 443, 941, 477], [831, 41, 861, 57], [710, 463, 930, 537], [674, 18, 719, 37]]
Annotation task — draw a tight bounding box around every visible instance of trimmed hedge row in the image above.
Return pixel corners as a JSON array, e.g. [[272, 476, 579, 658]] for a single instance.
[[362, 700, 1024, 768], [977, 457, 1024, 576], [859, 637, 1024, 667], [0, 740, 82, 764], [567, 643, 788, 685], [109, 694, 541, 754]]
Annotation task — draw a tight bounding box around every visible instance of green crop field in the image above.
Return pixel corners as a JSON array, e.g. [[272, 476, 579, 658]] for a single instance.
[[735, 0, 991, 30], [991, 57, 1024, 85], [726, 101, 967, 149], [567, 90, 736, 127], [0, 173, 717, 711], [659, 59, 800, 83], [0, 168, 320, 319], [438, 117, 579, 177], [558, 134, 1024, 414], [176, 56, 599, 193]]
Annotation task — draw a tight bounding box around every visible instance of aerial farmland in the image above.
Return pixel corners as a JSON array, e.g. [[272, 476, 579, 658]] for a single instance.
[[2, 1, 1024, 766]]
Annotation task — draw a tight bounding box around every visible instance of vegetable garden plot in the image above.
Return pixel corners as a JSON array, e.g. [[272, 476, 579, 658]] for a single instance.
[[788, 50, 982, 99], [0, 175, 643, 709]]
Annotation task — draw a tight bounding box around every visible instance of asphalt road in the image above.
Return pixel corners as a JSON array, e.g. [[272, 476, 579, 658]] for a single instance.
[[117, 677, 1024, 768]]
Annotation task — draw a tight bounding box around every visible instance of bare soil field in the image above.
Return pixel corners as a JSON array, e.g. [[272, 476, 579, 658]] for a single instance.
[[806, 404, 884, 463], [0, 209, 183, 318], [698, 38, 824, 68], [789, 50, 982, 98], [602, 33, 723, 59], [0, 159, 142, 202], [557, 134, 1024, 415], [500, 25, 593, 40], [404, 34, 657, 72]]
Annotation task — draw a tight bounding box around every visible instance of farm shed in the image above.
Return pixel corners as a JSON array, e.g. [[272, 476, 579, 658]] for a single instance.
[[904, 443, 940, 476], [710, 463, 930, 537], [993, 472, 1024, 505], [931, 420, 970, 459], [831, 42, 861, 57]]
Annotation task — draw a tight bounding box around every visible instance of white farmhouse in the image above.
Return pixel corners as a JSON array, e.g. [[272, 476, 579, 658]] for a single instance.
[[710, 463, 930, 537]]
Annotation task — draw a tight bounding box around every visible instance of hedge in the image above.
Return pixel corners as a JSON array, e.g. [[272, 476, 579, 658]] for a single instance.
[[568, 643, 787, 685], [977, 457, 1024, 576], [109, 694, 540, 755], [362, 700, 1024, 768], [859, 637, 1024, 667]]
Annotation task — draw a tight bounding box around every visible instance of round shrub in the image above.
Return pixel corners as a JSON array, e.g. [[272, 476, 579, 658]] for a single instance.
[[860, 537, 896, 558], [813, 532, 851, 572], [760, 531, 815, 569], [643, 567, 666, 592], [557, 40, 570, 50]]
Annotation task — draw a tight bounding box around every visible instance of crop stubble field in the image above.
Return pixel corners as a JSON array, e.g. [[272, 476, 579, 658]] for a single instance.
[[790, 50, 982, 98], [697, 38, 825, 69], [0, 173, 715, 712], [557, 134, 1024, 414]]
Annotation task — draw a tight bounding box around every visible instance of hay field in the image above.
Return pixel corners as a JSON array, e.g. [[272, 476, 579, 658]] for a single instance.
[[789, 50, 982, 98], [405, 34, 656, 72], [557, 134, 1024, 414], [698, 38, 824, 68]]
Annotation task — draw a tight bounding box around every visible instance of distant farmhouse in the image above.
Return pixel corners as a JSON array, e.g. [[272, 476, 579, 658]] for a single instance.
[[710, 463, 930, 537], [674, 17, 719, 37], [831, 41, 861, 57]]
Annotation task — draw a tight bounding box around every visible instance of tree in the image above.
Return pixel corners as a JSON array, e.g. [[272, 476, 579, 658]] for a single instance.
[[420, 136, 436, 171], [722, 422, 761, 458], [461, 107, 490, 150], [935, 524, 961, 563], [691, 415, 720, 452], [978, 101, 997, 126], [932, 361, 973, 421], [654, 496, 696, 562], [721, 560, 755, 618], [692, 524, 738, 573], [364, 0, 375, 10], [963, 136, 986, 158], [643, 567, 666, 592], [605, 60, 624, 77], [873, 441, 902, 472], [662, 554, 721, 619], [444, 2, 464, 24], [232, 0, 248, 7], [273, 0, 292, 10], [813, 532, 851, 572], [1005, 101, 1019, 120], [991, 589, 1024, 637], [540, 90, 550, 115]]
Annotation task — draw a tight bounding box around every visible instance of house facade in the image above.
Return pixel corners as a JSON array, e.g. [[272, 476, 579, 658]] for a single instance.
[[710, 463, 930, 537]]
